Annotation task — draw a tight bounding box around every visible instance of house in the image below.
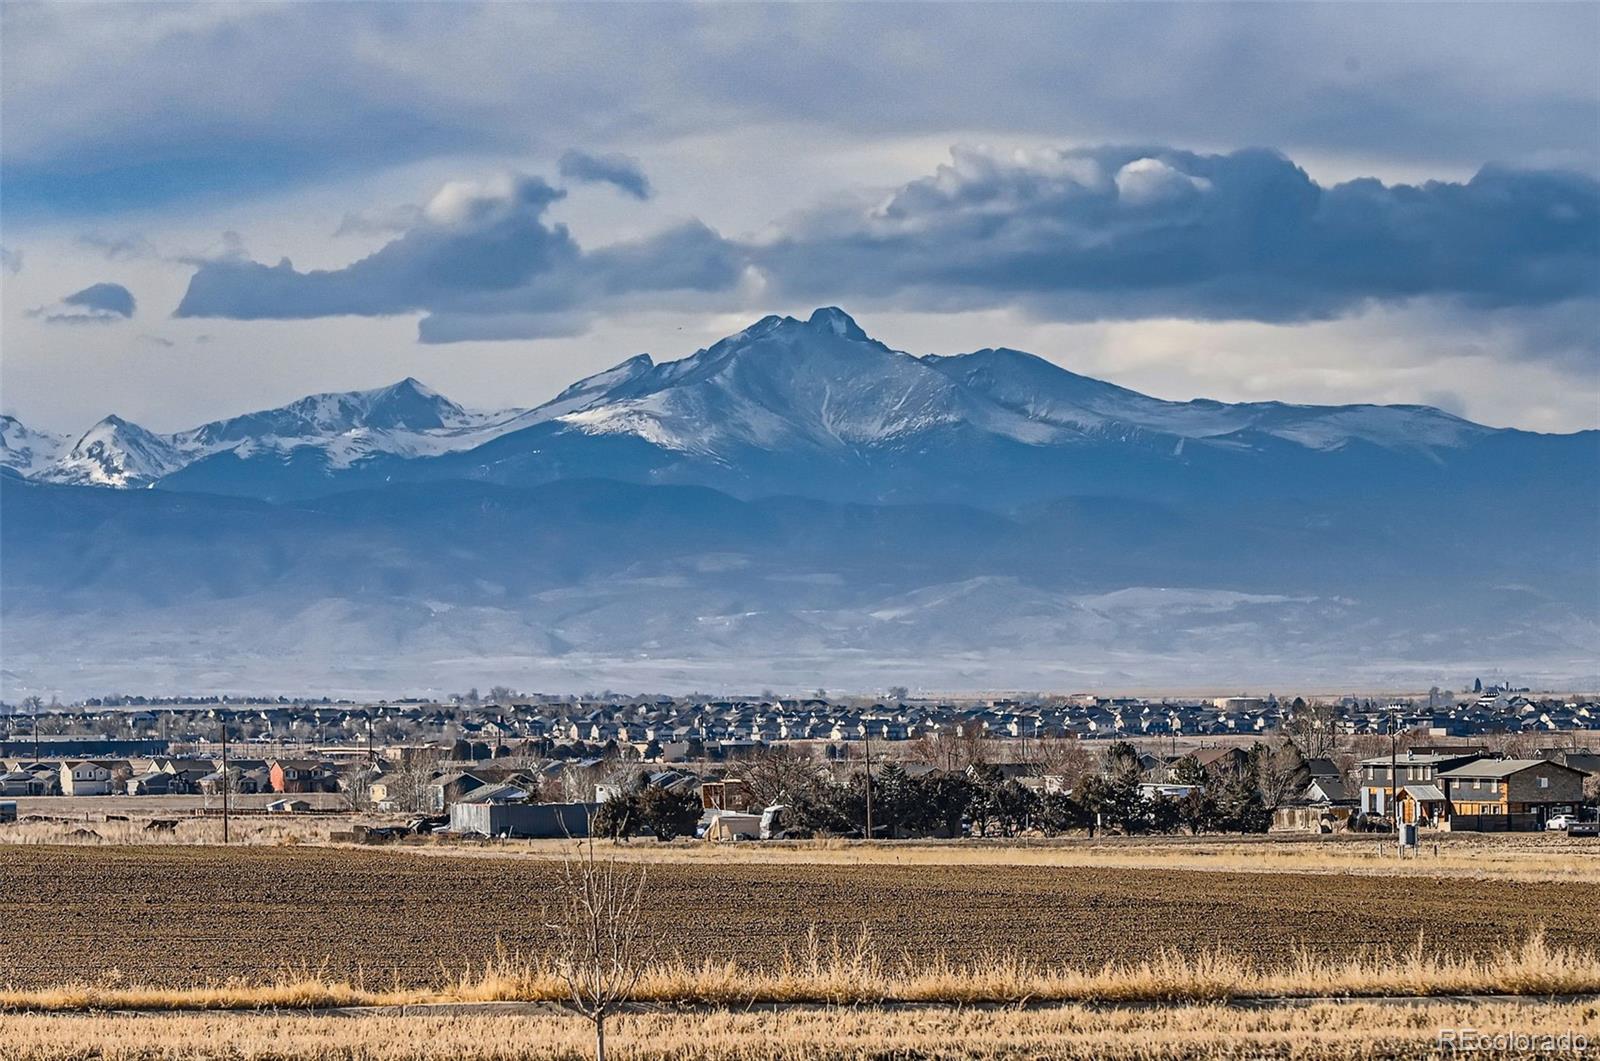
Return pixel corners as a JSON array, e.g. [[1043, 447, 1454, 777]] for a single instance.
[[60, 760, 124, 796], [1189, 747, 1250, 774], [0, 768, 53, 796], [268, 759, 338, 794], [266, 797, 312, 813], [1437, 759, 1589, 831], [1302, 776, 1354, 806], [426, 770, 488, 811], [456, 781, 532, 805], [1357, 751, 1485, 823], [126, 770, 180, 796]]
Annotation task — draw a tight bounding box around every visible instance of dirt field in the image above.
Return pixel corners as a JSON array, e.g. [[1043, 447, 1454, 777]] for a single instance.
[[2, 845, 1596, 989]]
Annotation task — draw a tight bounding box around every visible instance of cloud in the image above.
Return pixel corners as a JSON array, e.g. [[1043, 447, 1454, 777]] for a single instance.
[[0, 245, 21, 275], [31, 281, 137, 323], [175, 173, 743, 341], [76, 232, 158, 261], [756, 146, 1600, 324], [558, 150, 652, 200], [4, 6, 1594, 218], [173, 147, 1600, 343]]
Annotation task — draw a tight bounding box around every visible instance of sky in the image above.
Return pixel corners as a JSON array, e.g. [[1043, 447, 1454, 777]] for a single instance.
[[2, 2, 1597, 437]]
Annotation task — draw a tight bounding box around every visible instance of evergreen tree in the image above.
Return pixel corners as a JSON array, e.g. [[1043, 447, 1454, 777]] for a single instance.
[[592, 792, 640, 841], [1213, 761, 1272, 833], [1037, 789, 1089, 836], [638, 784, 700, 842]]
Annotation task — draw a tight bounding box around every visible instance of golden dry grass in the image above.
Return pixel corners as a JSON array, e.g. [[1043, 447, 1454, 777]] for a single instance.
[[4, 928, 1596, 1013], [7, 811, 1597, 884], [401, 831, 1600, 884], [0, 817, 331, 846], [4, 999, 1598, 1060]]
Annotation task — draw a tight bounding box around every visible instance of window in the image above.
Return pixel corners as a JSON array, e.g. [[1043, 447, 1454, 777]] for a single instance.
[[1538, 776, 1549, 789]]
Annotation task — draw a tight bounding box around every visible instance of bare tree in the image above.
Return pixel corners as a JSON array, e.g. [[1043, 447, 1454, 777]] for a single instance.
[[545, 838, 656, 1061], [340, 762, 375, 811], [909, 721, 990, 773], [1033, 736, 1095, 791], [743, 746, 822, 806], [386, 753, 442, 813], [1252, 740, 1308, 811], [1283, 699, 1339, 759]]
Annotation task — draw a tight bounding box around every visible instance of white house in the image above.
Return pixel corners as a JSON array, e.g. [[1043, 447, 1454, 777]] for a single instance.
[[60, 760, 117, 796]]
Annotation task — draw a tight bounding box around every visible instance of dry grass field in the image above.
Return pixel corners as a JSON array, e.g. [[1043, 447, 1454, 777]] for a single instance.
[[7, 809, 1600, 883], [5, 1000, 1598, 1060], [2, 844, 1598, 991], [416, 830, 1600, 884]]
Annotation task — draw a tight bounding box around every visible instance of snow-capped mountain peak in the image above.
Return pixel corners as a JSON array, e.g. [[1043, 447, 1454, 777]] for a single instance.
[[0, 414, 69, 477], [554, 306, 1044, 455], [179, 376, 472, 452], [807, 305, 871, 341], [13, 306, 1528, 495], [42, 414, 185, 487]]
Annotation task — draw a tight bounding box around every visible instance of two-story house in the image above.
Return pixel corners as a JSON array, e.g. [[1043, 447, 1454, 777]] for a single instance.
[[267, 758, 338, 794], [1438, 759, 1589, 829], [59, 759, 124, 796], [1357, 750, 1485, 824]]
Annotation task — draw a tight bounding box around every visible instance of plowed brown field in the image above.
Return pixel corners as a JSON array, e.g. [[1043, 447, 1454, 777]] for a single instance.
[[1, 845, 1593, 988]]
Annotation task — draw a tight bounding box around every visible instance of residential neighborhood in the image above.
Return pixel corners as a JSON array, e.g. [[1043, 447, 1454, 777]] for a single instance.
[[2, 688, 1595, 841]]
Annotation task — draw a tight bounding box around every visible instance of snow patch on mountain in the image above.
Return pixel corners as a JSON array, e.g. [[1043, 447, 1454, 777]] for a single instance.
[[0, 415, 68, 477], [926, 346, 1489, 455]]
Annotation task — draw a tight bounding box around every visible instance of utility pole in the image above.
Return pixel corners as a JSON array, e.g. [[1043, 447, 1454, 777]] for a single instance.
[[220, 712, 230, 845], [1388, 705, 1398, 838], [862, 723, 873, 841]]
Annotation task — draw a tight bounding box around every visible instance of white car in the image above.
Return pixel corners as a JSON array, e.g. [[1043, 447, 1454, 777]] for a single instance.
[[1546, 814, 1576, 831]]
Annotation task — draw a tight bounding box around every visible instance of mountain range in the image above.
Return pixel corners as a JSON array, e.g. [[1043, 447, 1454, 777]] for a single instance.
[[4, 308, 1596, 698]]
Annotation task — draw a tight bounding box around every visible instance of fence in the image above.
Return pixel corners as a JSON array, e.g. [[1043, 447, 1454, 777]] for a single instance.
[[1448, 813, 1541, 833]]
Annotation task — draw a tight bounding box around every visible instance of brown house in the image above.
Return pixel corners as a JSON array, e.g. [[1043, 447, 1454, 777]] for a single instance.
[[268, 758, 338, 794], [1438, 759, 1589, 830]]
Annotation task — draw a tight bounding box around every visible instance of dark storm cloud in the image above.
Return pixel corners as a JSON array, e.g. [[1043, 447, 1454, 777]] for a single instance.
[[173, 148, 1599, 341], [5, 5, 1595, 217], [34, 280, 137, 323], [757, 146, 1600, 323], [176, 175, 744, 342], [558, 150, 652, 200]]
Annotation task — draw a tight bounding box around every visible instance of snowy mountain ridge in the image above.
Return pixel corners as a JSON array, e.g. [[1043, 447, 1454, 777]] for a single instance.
[[0, 414, 69, 478], [31, 377, 535, 487], [7, 307, 1540, 491]]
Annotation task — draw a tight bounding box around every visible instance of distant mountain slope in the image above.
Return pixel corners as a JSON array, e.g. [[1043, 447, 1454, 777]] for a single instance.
[[924, 346, 1488, 454], [4, 474, 1594, 697]]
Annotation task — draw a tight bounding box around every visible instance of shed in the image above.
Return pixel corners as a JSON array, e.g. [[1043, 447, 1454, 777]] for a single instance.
[[705, 811, 763, 842]]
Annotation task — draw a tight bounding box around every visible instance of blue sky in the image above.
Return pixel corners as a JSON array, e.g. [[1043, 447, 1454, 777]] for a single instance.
[[3, 3, 1597, 434]]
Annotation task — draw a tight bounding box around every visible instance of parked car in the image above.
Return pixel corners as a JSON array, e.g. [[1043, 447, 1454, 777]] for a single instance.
[[1546, 814, 1576, 831]]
